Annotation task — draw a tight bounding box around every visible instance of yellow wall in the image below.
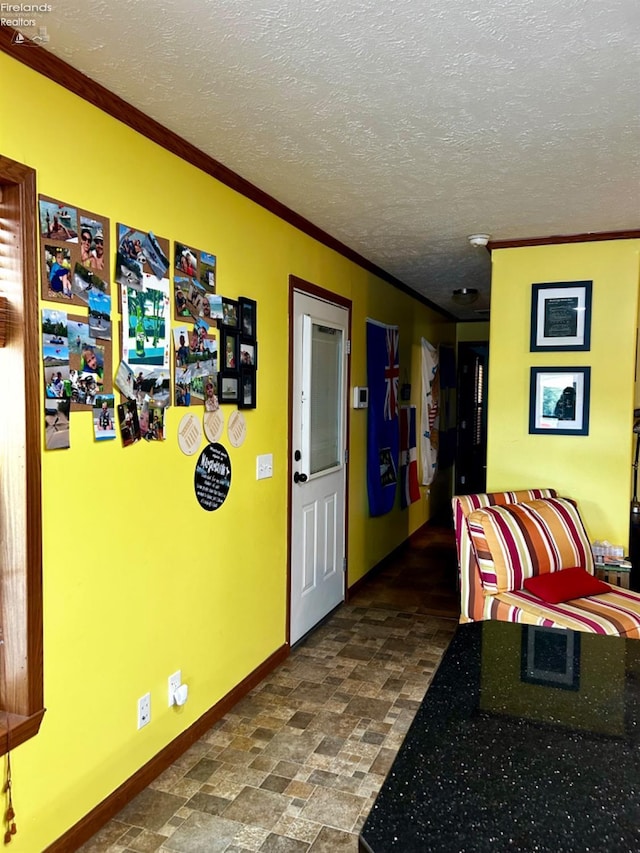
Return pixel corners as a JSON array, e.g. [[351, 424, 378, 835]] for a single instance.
[[488, 241, 640, 547], [457, 320, 489, 343], [0, 53, 454, 850]]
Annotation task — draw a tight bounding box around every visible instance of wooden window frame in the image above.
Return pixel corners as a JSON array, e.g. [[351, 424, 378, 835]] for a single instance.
[[0, 155, 45, 752]]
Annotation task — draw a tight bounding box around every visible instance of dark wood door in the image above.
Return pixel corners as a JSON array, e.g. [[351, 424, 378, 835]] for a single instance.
[[455, 341, 489, 495]]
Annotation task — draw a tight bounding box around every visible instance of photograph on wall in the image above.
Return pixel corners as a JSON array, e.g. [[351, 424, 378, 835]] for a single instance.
[[529, 366, 591, 436], [117, 225, 170, 291], [44, 245, 72, 299], [117, 399, 141, 447], [530, 280, 592, 352], [42, 307, 68, 347], [200, 251, 217, 293], [88, 289, 112, 340], [121, 280, 170, 367], [206, 294, 223, 321], [174, 277, 191, 318], [221, 297, 238, 328], [44, 352, 70, 400], [238, 367, 256, 410], [189, 326, 218, 371], [92, 394, 116, 441], [69, 369, 103, 408], [68, 318, 93, 354], [39, 196, 111, 306], [71, 262, 109, 305], [44, 397, 70, 451], [187, 279, 209, 321], [139, 400, 165, 441], [114, 359, 136, 400], [191, 370, 219, 408], [203, 374, 219, 411], [222, 329, 239, 369], [42, 307, 71, 400], [39, 198, 78, 242], [239, 340, 256, 368], [218, 371, 239, 404], [173, 242, 218, 321], [173, 326, 190, 368], [175, 372, 192, 407], [175, 242, 198, 277], [194, 316, 211, 340], [131, 366, 171, 408], [79, 341, 106, 380], [239, 296, 257, 340], [79, 217, 107, 272]]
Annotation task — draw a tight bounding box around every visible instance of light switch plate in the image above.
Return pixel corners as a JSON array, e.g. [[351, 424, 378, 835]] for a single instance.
[[256, 453, 273, 479]]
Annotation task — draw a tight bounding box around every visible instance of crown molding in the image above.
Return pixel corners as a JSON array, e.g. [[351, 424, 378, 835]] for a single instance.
[[0, 27, 455, 320]]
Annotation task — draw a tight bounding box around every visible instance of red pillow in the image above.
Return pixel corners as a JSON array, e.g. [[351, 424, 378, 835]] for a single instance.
[[523, 567, 610, 604]]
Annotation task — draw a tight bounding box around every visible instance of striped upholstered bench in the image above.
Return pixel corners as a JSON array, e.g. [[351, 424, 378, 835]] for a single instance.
[[452, 489, 640, 638]]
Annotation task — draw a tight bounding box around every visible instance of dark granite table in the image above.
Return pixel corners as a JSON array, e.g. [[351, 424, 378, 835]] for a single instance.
[[360, 621, 640, 853]]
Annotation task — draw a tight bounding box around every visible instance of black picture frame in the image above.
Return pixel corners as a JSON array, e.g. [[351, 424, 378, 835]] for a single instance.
[[521, 626, 580, 691], [238, 367, 257, 409], [239, 339, 257, 369], [221, 328, 239, 371], [529, 366, 591, 436], [220, 297, 239, 329], [217, 371, 239, 404], [530, 280, 592, 352], [239, 296, 257, 341]]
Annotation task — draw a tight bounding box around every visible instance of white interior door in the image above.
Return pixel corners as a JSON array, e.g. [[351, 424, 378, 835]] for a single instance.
[[290, 290, 348, 645]]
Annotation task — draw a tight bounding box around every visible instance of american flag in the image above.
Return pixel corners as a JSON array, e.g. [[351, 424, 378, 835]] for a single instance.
[[383, 327, 399, 421]]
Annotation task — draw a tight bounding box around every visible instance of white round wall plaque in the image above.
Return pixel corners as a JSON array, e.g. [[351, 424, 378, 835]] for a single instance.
[[204, 409, 224, 443], [177, 413, 203, 456], [227, 410, 247, 448]]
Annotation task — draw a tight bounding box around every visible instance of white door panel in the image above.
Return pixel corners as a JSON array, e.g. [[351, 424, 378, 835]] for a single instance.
[[291, 290, 348, 645]]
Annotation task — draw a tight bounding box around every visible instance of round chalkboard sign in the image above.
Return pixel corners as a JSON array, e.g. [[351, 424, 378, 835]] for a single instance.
[[194, 443, 231, 511]]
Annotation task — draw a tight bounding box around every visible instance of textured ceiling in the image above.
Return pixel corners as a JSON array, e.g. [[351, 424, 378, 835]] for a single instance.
[[20, 0, 640, 319]]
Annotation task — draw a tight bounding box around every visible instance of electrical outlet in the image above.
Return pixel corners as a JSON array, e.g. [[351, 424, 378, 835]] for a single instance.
[[168, 670, 181, 707], [137, 692, 151, 729]]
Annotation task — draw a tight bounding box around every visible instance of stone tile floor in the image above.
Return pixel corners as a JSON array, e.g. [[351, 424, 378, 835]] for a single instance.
[[79, 526, 459, 853]]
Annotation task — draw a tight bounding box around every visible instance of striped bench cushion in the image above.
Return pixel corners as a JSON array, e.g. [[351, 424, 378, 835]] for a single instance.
[[490, 587, 640, 637], [467, 497, 594, 595]]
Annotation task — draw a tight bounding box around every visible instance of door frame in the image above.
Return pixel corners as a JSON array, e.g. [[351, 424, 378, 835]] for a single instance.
[[287, 275, 352, 645]]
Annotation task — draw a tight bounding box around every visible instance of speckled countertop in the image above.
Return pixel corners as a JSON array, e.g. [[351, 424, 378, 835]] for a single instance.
[[360, 621, 640, 853]]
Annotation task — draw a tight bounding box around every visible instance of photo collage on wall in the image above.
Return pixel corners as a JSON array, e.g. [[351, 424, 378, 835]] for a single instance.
[[39, 198, 259, 451], [172, 241, 220, 411], [39, 196, 114, 450], [115, 224, 172, 444]]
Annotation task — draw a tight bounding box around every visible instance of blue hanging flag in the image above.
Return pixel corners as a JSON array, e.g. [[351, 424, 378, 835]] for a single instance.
[[366, 320, 399, 516]]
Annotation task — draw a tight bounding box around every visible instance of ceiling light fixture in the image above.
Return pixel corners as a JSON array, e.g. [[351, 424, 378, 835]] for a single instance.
[[468, 234, 491, 248], [452, 287, 479, 305]]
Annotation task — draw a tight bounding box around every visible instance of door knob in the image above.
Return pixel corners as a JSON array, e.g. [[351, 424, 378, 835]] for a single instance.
[[294, 472, 308, 483]]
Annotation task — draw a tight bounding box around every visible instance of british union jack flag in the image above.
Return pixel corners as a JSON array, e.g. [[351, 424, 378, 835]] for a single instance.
[[383, 327, 399, 421]]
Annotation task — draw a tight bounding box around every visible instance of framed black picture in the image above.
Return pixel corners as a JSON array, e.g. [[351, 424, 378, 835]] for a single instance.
[[238, 367, 256, 409], [220, 297, 239, 329], [221, 328, 239, 371], [239, 339, 257, 369], [217, 371, 239, 404], [530, 280, 592, 352], [239, 296, 257, 341], [529, 366, 591, 436], [521, 626, 580, 691]]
